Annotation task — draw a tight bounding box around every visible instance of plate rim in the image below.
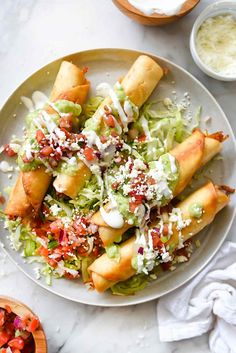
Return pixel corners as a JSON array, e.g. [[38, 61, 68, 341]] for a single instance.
[[1, 47, 236, 307]]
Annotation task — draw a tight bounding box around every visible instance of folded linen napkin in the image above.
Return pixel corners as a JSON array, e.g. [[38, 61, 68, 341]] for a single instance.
[[157, 241, 236, 353]]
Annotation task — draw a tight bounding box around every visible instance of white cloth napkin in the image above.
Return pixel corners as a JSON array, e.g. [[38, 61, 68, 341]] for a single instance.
[[157, 241, 236, 353]]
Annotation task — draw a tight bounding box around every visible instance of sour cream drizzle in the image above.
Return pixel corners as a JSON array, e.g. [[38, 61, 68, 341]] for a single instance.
[[100, 207, 125, 229]]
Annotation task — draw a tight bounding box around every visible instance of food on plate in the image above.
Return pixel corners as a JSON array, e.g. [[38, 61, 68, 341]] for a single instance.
[[53, 55, 163, 198], [91, 129, 225, 246], [0, 303, 40, 352], [88, 182, 231, 293], [1, 54, 234, 295], [5, 61, 89, 218]]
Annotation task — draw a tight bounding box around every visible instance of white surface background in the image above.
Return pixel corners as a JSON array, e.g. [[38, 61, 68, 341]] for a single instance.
[[0, 1, 235, 352]]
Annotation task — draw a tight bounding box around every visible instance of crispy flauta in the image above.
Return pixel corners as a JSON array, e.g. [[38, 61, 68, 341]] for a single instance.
[[89, 182, 231, 292], [53, 55, 164, 199], [5, 61, 90, 219]]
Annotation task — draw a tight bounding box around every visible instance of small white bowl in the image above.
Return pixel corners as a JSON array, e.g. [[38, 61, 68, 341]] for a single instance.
[[190, 1, 236, 81]]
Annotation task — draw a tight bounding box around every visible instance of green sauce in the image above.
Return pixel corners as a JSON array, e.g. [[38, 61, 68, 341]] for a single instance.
[[189, 203, 203, 219]]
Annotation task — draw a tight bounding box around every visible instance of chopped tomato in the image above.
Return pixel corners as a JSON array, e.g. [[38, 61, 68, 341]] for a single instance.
[[1, 348, 8, 353], [50, 220, 63, 236], [36, 129, 45, 144], [22, 154, 32, 163], [8, 337, 24, 350], [104, 114, 115, 128], [111, 182, 120, 190], [59, 115, 73, 131], [12, 349, 21, 353], [83, 147, 95, 161], [138, 135, 146, 142], [26, 317, 39, 333], [74, 223, 87, 236], [129, 201, 140, 213], [0, 331, 10, 347], [4, 144, 17, 157], [100, 135, 107, 143], [37, 246, 49, 257], [40, 146, 54, 157]]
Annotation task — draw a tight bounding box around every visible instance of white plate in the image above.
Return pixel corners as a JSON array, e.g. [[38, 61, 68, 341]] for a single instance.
[[0, 49, 235, 306]]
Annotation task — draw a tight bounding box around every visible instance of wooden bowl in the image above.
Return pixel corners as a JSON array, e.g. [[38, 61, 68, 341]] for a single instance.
[[0, 296, 47, 353], [112, 0, 200, 26]]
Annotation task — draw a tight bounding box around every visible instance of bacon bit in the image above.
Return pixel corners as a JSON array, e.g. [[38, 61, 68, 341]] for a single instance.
[[84, 146, 96, 161], [40, 146, 54, 157], [207, 131, 229, 142], [59, 115, 73, 131], [36, 129, 45, 144], [0, 195, 5, 204], [218, 184, 235, 195], [4, 144, 17, 157], [138, 135, 146, 142]]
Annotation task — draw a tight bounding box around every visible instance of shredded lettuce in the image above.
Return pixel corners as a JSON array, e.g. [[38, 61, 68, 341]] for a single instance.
[[134, 100, 201, 162], [111, 274, 148, 295], [70, 175, 102, 212], [84, 96, 104, 119]]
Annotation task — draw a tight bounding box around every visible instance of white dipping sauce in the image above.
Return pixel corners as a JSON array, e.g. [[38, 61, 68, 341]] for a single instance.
[[196, 14, 236, 77], [127, 0, 186, 16], [100, 207, 125, 229]]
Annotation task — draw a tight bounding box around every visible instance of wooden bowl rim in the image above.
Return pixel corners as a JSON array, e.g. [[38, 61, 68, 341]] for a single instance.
[[114, 0, 200, 19], [0, 296, 47, 353]]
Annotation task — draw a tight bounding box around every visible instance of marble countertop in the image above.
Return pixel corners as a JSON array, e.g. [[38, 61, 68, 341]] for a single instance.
[[0, 1, 236, 352]]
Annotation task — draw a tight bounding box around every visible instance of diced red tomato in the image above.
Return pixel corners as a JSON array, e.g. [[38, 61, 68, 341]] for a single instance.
[[74, 224, 87, 236], [151, 231, 161, 250], [40, 146, 54, 157], [8, 337, 24, 350], [36, 129, 45, 144], [37, 246, 49, 257], [59, 116, 73, 131], [104, 114, 115, 128], [50, 220, 63, 236], [138, 135, 146, 142], [4, 144, 17, 157], [0, 331, 10, 347], [111, 182, 120, 190], [26, 317, 39, 333], [100, 135, 107, 143], [22, 154, 32, 163], [129, 201, 140, 213], [83, 147, 95, 161]]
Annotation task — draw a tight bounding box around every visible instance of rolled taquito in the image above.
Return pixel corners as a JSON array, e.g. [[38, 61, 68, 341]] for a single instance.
[[53, 55, 164, 199], [5, 61, 89, 218], [91, 129, 224, 246], [88, 182, 231, 292]]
